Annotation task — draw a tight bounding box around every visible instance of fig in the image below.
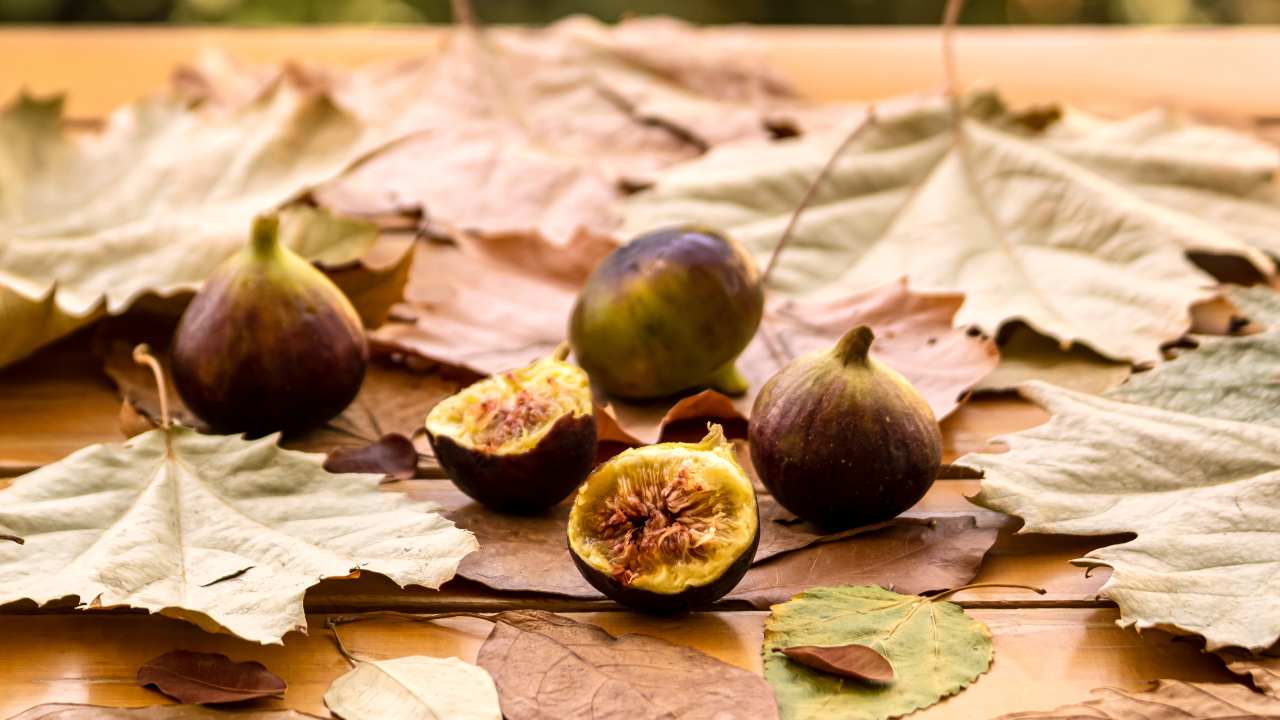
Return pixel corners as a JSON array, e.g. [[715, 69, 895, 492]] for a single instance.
[[171, 214, 368, 435], [425, 346, 597, 512], [749, 325, 942, 530], [567, 424, 759, 612], [569, 226, 764, 399]]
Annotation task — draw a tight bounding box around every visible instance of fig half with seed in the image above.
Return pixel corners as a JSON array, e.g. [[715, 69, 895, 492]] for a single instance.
[[171, 214, 368, 435], [425, 346, 596, 512], [569, 226, 764, 399], [749, 325, 942, 530], [567, 424, 759, 612]]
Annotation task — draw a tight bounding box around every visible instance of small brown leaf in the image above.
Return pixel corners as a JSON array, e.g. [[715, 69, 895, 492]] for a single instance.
[[323, 433, 418, 480], [136, 650, 286, 704], [478, 610, 778, 720], [10, 704, 321, 719], [777, 644, 894, 684]]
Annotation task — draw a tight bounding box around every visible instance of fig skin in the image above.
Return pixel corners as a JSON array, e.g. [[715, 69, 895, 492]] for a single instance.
[[571, 523, 758, 613], [569, 225, 764, 400], [428, 412, 598, 513], [171, 214, 368, 436], [749, 325, 942, 531]]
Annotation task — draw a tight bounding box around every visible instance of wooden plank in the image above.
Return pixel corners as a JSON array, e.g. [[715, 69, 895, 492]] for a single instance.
[[0, 27, 1276, 118], [0, 608, 1235, 719]]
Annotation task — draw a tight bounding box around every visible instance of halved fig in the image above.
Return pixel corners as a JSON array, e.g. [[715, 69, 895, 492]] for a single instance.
[[567, 424, 759, 612], [425, 346, 596, 512]]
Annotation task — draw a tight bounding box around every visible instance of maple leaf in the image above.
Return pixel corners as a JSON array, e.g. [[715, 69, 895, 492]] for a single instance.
[[960, 285, 1280, 651], [0, 426, 477, 644], [0, 84, 387, 370], [623, 92, 1278, 365]]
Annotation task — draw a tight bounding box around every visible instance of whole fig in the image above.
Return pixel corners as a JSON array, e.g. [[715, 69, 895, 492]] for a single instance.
[[749, 325, 941, 530], [569, 226, 763, 399], [171, 214, 368, 435]]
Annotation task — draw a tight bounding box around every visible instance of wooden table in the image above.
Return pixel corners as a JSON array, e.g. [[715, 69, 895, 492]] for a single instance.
[[0, 25, 1267, 719]]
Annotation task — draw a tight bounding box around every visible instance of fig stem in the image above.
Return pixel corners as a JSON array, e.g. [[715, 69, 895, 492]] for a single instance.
[[761, 110, 875, 287], [928, 583, 1046, 603], [0, 534, 23, 545], [834, 326, 875, 366], [551, 341, 571, 362], [131, 344, 171, 430], [250, 214, 280, 258]]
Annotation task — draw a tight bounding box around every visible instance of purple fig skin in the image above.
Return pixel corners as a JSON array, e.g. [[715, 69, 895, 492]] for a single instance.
[[749, 326, 942, 531], [569, 226, 763, 399], [170, 214, 368, 436], [569, 520, 758, 613], [427, 412, 598, 513]]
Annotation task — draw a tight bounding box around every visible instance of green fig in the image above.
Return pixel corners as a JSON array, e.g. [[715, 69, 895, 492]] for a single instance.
[[569, 226, 764, 399], [749, 326, 941, 530], [425, 345, 597, 512], [567, 425, 759, 612], [171, 214, 368, 435]]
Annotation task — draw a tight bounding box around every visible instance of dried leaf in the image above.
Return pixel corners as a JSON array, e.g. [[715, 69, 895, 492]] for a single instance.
[[730, 516, 997, 608], [992, 679, 1280, 719], [1218, 650, 1280, 697], [323, 433, 418, 480], [625, 92, 1279, 365], [478, 610, 779, 720], [324, 655, 501, 720], [960, 286, 1280, 651], [0, 425, 476, 644], [764, 585, 994, 720], [136, 650, 286, 705], [974, 324, 1132, 395], [8, 705, 322, 719], [776, 644, 895, 684], [0, 82, 389, 370]]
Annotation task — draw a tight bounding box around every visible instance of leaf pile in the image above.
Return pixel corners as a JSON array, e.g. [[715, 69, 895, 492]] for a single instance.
[[624, 92, 1279, 365], [477, 610, 779, 720], [763, 585, 994, 720], [961, 285, 1280, 651], [0, 426, 477, 644]]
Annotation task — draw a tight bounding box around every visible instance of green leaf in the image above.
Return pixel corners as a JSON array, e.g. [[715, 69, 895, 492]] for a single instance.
[[960, 285, 1280, 651], [763, 585, 993, 720]]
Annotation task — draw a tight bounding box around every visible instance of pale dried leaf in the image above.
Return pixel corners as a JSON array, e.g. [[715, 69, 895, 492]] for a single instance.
[[993, 679, 1280, 719], [0, 84, 388, 369], [136, 650, 286, 705], [324, 656, 501, 720], [478, 610, 779, 720], [764, 585, 994, 720], [624, 92, 1278, 365], [961, 288, 1280, 651], [0, 426, 476, 644]]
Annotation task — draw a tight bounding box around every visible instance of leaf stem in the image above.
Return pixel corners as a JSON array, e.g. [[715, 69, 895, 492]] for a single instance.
[[942, 0, 965, 103], [132, 344, 170, 430], [928, 583, 1046, 602], [762, 110, 875, 286], [325, 611, 497, 666]]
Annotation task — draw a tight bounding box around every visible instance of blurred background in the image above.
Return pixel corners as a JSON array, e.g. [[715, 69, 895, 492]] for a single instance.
[[1, 0, 1278, 25]]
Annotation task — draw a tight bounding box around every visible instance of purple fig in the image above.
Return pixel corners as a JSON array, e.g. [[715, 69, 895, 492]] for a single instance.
[[567, 425, 759, 612], [170, 214, 368, 435], [749, 326, 941, 530], [569, 226, 764, 399]]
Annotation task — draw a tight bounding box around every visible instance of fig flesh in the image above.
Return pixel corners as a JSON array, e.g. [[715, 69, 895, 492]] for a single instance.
[[569, 226, 764, 399], [749, 325, 942, 530], [171, 214, 368, 435], [567, 424, 759, 612], [425, 346, 597, 512]]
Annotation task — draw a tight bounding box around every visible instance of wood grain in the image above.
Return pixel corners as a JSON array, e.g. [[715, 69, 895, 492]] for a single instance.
[[0, 609, 1235, 719]]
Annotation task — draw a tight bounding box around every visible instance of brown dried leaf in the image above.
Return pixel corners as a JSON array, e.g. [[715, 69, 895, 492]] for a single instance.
[[322, 433, 418, 480], [728, 516, 998, 608], [9, 706, 321, 719], [776, 644, 895, 684], [1218, 650, 1280, 697], [477, 610, 779, 720], [994, 679, 1280, 719], [136, 650, 286, 705]]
